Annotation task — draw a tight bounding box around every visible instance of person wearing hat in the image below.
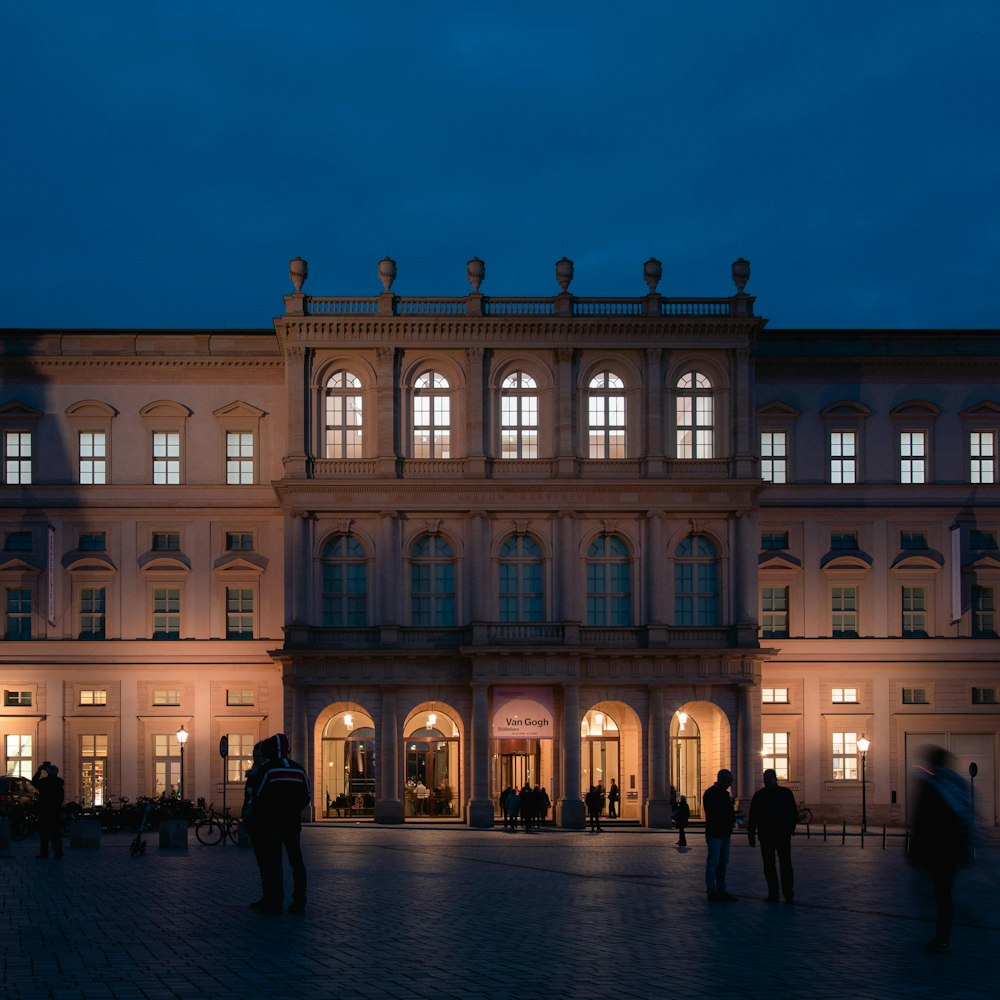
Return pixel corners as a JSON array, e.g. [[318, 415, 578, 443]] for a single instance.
[[31, 762, 65, 859]]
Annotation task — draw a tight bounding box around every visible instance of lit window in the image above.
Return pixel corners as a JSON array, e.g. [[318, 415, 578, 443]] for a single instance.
[[972, 586, 996, 638], [761, 733, 789, 780], [325, 370, 364, 459], [676, 372, 713, 459], [80, 689, 108, 706], [4, 589, 32, 640], [970, 431, 995, 484], [226, 734, 255, 782], [760, 431, 787, 483], [152, 432, 181, 484], [225, 588, 254, 639], [675, 536, 718, 626], [762, 687, 789, 704], [831, 588, 858, 638], [152, 733, 181, 797], [412, 372, 451, 459], [79, 431, 107, 485], [79, 587, 106, 639], [226, 689, 255, 706], [832, 687, 858, 704], [902, 586, 927, 638], [588, 371, 626, 459], [410, 534, 455, 626], [152, 689, 180, 706], [5, 734, 32, 777], [902, 688, 928, 704], [761, 587, 789, 638], [830, 431, 856, 484], [832, 732, 858, 780], [80, 734, 108, 807], [321, 535, 368, 626], [900, 431, 926, 484], [500, 372, 538, 459], [152, 588, 180, 639], [226, 432, 254, 485], [499, 534, 544, 622], [4, 431, 32, 484], [586, 534, 632, 626]]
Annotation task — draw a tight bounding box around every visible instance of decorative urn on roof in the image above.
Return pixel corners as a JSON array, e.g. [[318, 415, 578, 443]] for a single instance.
[[643, 257, 662, 293], [555, 256, 574, 293], [731, 257, 751, 294], [467, 256, 486, 293], [378, 256, 397, 292], [289, 256, 308, 292]]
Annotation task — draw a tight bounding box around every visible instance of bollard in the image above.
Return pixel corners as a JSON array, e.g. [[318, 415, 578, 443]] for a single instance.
[[70, 817, 101, 849], [841, 822, 847, 845], [158, 819, 189, 850]]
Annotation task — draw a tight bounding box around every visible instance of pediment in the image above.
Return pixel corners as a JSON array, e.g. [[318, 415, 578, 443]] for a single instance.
[[66, 400, 118, 419], [821, 400, 872, 419], [137, 551, 192, 572], [960, 400, 1000, 419], [0, 400, 43, 419], [820, 552, 873, 572], [212, 552, 268, 573], [62, 552, 118, 574], [758, 552, 802, 573], [890, 400, 940, 419], [966, 553, 1000, 571], [139, 400, 192, 418], [890, 552, 943, 573], [0, 555, 44, 574], [756, 400, 801, 419], [213, 400, 267, 419]]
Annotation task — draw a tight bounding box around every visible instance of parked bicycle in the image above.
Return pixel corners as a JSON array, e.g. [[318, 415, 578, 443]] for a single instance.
[[195, 805, 242, 846], [797, 803, 813, 825]]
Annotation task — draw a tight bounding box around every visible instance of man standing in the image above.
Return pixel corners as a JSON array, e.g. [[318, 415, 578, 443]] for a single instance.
[[608, 778, 620, 819], [245, 733, 311, 914], [703, 768, 737, 901], [31, 762, 64, 860], [747, 768, 798, 903]]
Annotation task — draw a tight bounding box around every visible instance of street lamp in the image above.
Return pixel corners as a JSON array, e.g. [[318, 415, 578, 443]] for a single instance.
[[856, 735, 870, 832], [176, 725, 189, 800]]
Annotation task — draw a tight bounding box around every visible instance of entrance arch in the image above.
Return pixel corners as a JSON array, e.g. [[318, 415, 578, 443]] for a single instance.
[[318, 705, 377, 819], [670, 701, 732, 819], [580, 700, 642, 820], [402, 704, 461, 819]]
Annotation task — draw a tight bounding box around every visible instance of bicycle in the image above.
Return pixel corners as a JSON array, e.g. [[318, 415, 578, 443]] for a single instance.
[[796, 803, 813, 825], [194, 805, 242, 846]]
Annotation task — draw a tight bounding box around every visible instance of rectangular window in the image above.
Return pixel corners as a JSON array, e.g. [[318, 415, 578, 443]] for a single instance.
[[225, 588, 254, 639], [5, 733, 32, 777], [78, 532, 106, 551], [225, 532, 254, 551], [80, 734, 108, 807], [971, 431, 995, 484], [762, 687, 789, 704], [152, 431, 180, 485], [760, 586, 789, 638], [900, 531, 927, 550], [4, 431, 32, 484], [4, 531, 31, 552], [973, 585, 996, 638], [152, 532, 180, 551], [761, 732, 789, 781], [760, 431, 787, 483], [226, 734, 256, 782], [831, 588, 858, 638], [830, 431, 856, 484], [972, 687, 997, 705], [832, 687, 858, 704], [79, 586, 106, 639], [900, 431, 926, 484], [761, 531, 789, 551], [4, 689, 32, 707], [152, 688, 180, 706], [902, 586, 927, 638], [152, 588, 180, 639], [79, 431, 107, 484], [4, 589, 32, 640], [831, 532, 858, 551], [902, 688, 928, 704], [832, 732, 859, 780], [80, 689, 108, 706], [226, 432, 254, 485], [969, 530, 997, 551], [152, 733, 181, 797], [226, 688, 255, 706]]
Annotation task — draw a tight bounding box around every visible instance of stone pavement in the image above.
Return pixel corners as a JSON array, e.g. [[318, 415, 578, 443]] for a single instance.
[[2, 822, 998, 1000]]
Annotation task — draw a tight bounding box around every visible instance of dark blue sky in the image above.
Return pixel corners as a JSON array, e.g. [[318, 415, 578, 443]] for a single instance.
[[2, 3, 998, 330]]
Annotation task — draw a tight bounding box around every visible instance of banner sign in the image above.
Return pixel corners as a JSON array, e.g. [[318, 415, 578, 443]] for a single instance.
[[492, 687, 554, 739]]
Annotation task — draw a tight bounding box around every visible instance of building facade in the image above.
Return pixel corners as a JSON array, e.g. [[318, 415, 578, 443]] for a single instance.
[[2, 256, 997, 828]]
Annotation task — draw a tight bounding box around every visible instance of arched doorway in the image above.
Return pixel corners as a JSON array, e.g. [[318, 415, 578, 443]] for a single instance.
[[321, 709, 376, 818], [403, 707, 460, 818], [670, 709, 702, 817]]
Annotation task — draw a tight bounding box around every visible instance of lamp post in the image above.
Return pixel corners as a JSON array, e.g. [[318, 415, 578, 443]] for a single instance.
[[176, 725, 189, 800], [856, 735, 870, 832]]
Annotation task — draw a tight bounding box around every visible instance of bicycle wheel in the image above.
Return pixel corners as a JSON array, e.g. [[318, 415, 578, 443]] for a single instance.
[[195, 818, 223, 846], [226, 819, 243, 845], [797, 807, 812, 825]]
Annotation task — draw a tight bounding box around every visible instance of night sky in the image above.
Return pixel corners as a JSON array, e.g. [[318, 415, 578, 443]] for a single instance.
[[2, 2, 998, 330]]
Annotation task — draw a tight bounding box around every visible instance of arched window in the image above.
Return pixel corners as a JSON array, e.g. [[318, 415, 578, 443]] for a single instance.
[[675, 535, 718, 625], [321, 535, 367, 626], [325, 371, 363, 459], [413, 371, 451, 459], [586, 534, 631, 625], [500, 372, 538, 459], [499, 534, 544, 622], [410, 534, 456, 626], [676, 371, 714, 459], [588, 371, 626, 459]]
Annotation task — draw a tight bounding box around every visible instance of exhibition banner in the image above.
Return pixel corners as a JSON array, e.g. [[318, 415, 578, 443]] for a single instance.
[[492, 687, 554, 739]]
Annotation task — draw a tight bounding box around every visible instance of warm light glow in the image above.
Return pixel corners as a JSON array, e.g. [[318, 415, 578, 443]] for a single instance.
[[581, 719, 590, 737], [176, 725, 188, 745], [857, 736, 871, 754], [427, 713, 437, 726], [344, 714, 353, 729], [594, 712, 604, 729], [677, 711, 688, 732]]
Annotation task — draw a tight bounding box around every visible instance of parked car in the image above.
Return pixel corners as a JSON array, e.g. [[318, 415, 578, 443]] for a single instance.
[[0, 775, 39, 806]]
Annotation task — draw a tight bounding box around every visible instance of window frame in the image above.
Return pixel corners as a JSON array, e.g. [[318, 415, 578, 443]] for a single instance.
[[324, 370, 365, 460], [675, 371, 714, 460]]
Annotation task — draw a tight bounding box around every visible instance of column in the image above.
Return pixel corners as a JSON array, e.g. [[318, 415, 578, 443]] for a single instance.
[[556, 512, 580, 624], [734, 509, 759, 644], [735, 681, 759, 811], [646, 510, 667, 625], [465, 346, 486, 475], [375, 345, 397, 477], [557, 682, 585, 828], [468, 512, 491, 623], [377, 511, 403, 629], [283, 345, 310, 478], [645, 686, 672, 827], [287, 512, 313, 626], [375, 686, 404, 823], [554, 348, 576, 476], [467, 683, 494, 828], [643, 347, 664, 475]]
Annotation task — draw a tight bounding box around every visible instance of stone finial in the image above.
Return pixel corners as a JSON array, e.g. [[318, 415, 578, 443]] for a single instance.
[[643, 257, 663, 293], [378, 256, 397, 292], [466, 256, 486, 293], [555, 256, 574, 293], [731, 257, 751, 294], [289, 256, 308, 292]]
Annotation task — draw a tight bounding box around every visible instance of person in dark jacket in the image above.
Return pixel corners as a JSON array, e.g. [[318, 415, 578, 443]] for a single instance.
[[608, 779, 620, 819], [672, 795, 691, 847], [504, 786, 521, 831], [31, 762, 64, 859], [703, 768, 737, 901], [747, 769, 798, 903], [909, 746, 975, 953], [244, 733, 311, 914], [585, 785, 603, 832]]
